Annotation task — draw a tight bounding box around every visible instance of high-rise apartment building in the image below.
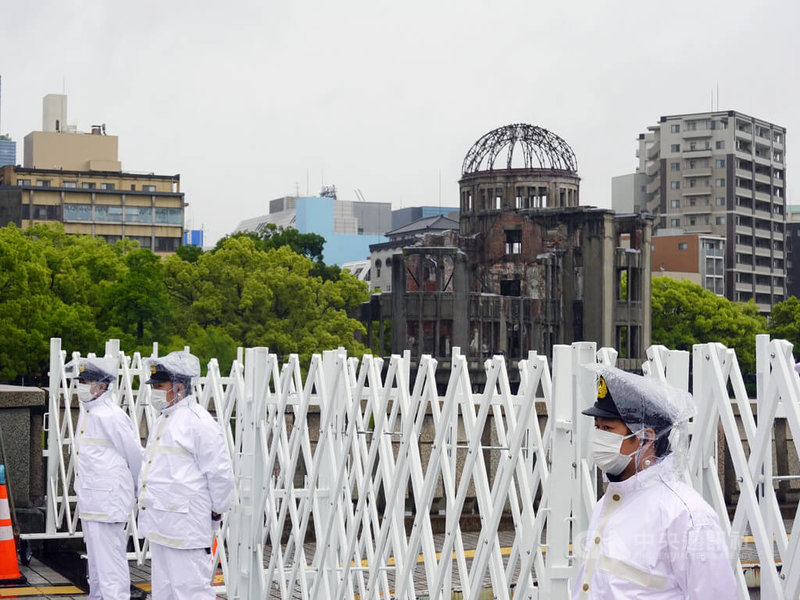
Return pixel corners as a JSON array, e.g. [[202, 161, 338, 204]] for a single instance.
[[632, 111, 786, 311]]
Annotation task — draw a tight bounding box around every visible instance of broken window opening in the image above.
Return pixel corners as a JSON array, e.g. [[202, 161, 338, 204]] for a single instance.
[[505, 229, 522, 255]]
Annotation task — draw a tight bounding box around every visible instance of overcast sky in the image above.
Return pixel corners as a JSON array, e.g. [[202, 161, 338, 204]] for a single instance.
[[2, 0, 798, 245]]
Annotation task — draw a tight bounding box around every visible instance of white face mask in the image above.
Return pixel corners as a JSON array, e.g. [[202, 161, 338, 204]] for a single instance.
[[590, 428, 640, 476], [76, 383, 95, 403], [150, 388, 171, 412]]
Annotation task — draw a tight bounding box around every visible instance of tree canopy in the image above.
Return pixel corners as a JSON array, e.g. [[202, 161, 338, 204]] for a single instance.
[[767, 296, 800, 350], [164, 236, 368, 364], [215, 225, 325, 263], [651, 277, 767, 373], [0, 223, 369, 383]]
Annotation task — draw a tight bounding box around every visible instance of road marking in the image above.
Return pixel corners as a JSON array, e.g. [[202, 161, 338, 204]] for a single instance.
[[0, 586, 84, 597]]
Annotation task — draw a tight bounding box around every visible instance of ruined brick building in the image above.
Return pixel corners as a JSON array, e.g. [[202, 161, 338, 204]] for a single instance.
[[360, 124, 652, 378]]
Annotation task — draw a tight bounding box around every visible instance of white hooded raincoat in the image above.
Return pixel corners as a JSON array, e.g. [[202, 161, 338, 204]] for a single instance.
[[573, 456, 737, 599], [137, 395, 234, 549], [75, 389, 143, 522]]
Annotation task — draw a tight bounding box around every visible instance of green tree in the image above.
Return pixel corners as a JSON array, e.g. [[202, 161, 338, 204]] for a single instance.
[[101, 248, 172, 343], [164, 236, 369, 364], [164, 324, 239, 376], [175, 244, 204, 263], [0, 224, 121, 382], [216, 225, 325, 262], [651, 277, 767, 373], [768, 296, 800, 349]]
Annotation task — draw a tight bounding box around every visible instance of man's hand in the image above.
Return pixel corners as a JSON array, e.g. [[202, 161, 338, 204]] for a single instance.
[[211, 512, 222, 521]]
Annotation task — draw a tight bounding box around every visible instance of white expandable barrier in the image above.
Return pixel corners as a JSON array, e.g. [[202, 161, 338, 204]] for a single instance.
[[29, 336, 800, 598]]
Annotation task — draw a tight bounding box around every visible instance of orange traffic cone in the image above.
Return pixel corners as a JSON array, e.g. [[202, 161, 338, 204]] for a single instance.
[[0, 466, 25, 586]]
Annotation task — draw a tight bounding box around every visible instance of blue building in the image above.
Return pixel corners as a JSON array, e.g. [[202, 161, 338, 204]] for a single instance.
[[0, 136, 15, 167], [234, 194, 391, 266], [183, 229, 204, 247]]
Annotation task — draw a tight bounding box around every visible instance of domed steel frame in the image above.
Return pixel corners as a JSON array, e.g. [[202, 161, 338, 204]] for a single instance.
[[462, 123, 578, 175]]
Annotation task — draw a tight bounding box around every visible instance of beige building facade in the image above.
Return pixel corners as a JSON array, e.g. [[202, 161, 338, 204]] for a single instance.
[[0, 94, 184, 254], [0, 165, 183, 253]]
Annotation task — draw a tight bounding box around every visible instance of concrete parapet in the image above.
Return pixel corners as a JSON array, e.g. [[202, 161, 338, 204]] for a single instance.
[[0, 385, 46, 513]]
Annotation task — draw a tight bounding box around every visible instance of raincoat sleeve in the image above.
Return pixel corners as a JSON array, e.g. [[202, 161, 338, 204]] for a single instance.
[[107, 411, 144, 487], [196, 419, 235, 514], [673, 520, 737, 597]]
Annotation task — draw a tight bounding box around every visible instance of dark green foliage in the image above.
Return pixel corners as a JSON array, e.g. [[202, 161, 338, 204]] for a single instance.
[[651, 277, 767, 374], [767, 296, 800, 352], [0, 223, 369, 382]]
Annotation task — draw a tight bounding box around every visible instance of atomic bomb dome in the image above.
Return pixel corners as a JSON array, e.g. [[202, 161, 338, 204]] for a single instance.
[[461, 123, 578, 175], [458, 123, 582, 235]]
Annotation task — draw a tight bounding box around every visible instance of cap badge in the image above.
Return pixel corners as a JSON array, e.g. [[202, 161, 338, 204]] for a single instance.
[[597, 377, 608, 399]]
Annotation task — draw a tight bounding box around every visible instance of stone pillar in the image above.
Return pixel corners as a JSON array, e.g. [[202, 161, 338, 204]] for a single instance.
[[0, 385, 46, 524]]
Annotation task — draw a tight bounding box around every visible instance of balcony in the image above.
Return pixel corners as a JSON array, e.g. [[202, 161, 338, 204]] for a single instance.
[[683, 170, 712, 179], [646, 161, 659, 177], [682, 149, 713, 159], [647, 144, 660, 160], [753, 153, 773, 167], [755, 284, 772, 295], [646, 179, 661, 195], [682, 207, 712, 215], [754, 190, 771, 203], [754, 246, 771, 257], [682, 130, 713, 139], [754, 172, 771, 185], [755, 128, 772, 142], [682, 189, 712, 197]]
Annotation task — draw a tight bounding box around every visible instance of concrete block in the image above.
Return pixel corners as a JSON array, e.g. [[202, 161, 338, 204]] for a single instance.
[[0, 385, 46, 510]]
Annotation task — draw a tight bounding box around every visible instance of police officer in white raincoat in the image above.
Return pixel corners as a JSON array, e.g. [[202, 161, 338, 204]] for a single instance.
[[71, 356, 143, 600], [573, 365, 737, 599], [137, 351, 234, 600]]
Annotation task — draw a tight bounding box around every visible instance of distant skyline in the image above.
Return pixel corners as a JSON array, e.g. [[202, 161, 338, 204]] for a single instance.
[[1, 0, 798, 245]]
